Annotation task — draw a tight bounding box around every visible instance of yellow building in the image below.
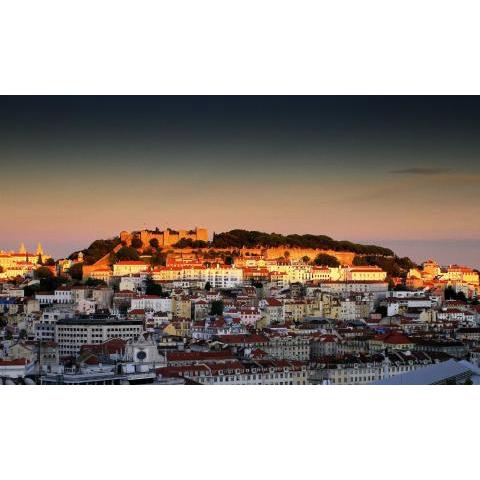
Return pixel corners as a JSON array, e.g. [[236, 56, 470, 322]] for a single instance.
[[164, 320, 191, 337], [172, 297, 192, 319], [444, 265, 479, 286], [86, 267, 113, 283], [0, 243, 52, 279], [113, 261, 148, 276], [346, 266, 387, 282]]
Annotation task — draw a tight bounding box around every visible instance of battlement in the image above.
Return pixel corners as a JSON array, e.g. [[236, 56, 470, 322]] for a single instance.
[[120, 227, 208, 248]]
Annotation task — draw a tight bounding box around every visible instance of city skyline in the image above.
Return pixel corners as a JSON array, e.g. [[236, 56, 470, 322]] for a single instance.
[[1, 96, 479, 265], [3, 4, 478, 475], [1, 236, 479, 269]]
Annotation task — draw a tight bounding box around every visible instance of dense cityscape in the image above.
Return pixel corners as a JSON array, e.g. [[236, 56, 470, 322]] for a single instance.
[[3, 11, 479, 480], [1, 226, 479, 385]]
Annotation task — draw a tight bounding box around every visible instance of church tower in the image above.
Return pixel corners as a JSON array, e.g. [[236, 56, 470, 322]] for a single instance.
[[36, 243, 44, 256], [19, 242, 26, 254]]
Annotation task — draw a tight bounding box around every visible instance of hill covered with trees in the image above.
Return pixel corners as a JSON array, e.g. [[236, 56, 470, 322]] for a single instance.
[[353, 254, 417, 278], [69, 229, 416, 279], [69, 237, 121, 265], [211, 230, 394, 256]]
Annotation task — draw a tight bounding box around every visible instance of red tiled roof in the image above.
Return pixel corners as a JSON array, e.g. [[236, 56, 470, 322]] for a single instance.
[[251, 348, 268, 358], [79, 339, 127, 355], [373, 332, 412, 345], [167, 351, 236, 362], [266, 298, 282, 307], [216, 334, 268, 344], [0, 358, 28, 366]]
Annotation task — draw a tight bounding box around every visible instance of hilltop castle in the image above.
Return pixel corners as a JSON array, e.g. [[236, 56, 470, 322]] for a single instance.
[[120, 227, 208, 248]]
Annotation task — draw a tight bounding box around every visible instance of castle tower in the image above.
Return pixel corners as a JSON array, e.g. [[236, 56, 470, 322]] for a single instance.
[[19, 242, 26, 254], [36, 243, 44, 256], [196, 228, 209, 242], [120, 231, 130, 244]]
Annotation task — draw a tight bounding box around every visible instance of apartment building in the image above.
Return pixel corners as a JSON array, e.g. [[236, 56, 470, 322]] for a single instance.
[[151, 264, 243, 288], [156, 359, 309, 385], [55, 318, 143, 357]]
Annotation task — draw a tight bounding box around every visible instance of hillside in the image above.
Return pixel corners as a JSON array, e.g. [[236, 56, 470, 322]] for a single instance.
[[69, 229, 416, 279], [211, 230, 394, 255]]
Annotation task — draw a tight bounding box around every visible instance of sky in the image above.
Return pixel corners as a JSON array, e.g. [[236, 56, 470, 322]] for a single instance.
[[0, 96, 479, 266]]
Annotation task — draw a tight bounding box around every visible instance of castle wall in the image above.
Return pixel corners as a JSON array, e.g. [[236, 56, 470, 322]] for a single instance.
[[262, 247, 355, 265], [169, 246, 355, 265], [121, 228, 208, 248]]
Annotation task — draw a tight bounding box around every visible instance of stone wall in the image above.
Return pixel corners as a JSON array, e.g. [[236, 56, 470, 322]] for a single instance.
[[261, 247, 355, 265], [120, 228, 208, 248], [168, 246, 356, 265]]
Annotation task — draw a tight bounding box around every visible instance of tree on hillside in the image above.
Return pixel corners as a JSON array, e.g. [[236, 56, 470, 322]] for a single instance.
[[173, 238, 208, 249], [353, 255, 369, 266], [131, 237, 143, 249], [444, 286, 467, 302], [145, 275, 163, 296], [353, 254, 414, 278], [205, 281, 212, 291], [149, 238, 159, 249], [35, 266, 54, 280], [150, 251, 167, 267], [85, 278, 107, 287], [115, 246, 140, 262], [313, 253, 340, 267], [302, 256, 310, 264], [211, 229, 395, 255], [457, 291, 467, 302], [210, 300, 224, 316], [68, 237, 121, 265], [69, 263, 84, 281], [37, 275, 67, 294], [23, 284, 39, 298], [444, 286, 456, 300], [44, 258, 56, 266]]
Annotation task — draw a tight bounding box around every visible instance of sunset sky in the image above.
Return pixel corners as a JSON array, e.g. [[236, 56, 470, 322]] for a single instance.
[[0, 96, 479, 266]]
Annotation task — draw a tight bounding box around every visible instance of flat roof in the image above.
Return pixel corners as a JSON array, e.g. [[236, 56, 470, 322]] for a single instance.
[[57, 318, 143, 326], [372, 359, 480, 385]]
